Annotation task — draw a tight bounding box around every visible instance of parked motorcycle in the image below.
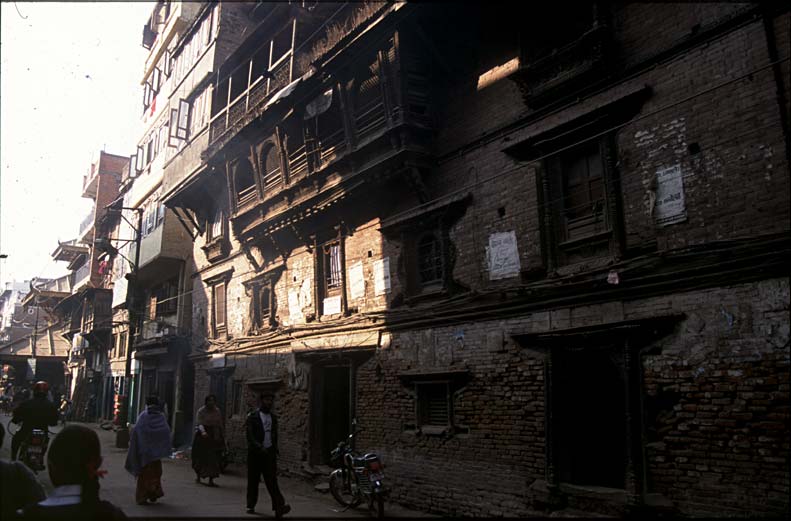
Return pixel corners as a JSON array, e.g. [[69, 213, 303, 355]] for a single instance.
[[328, 420, 386, 518], [19, 428, 49, 473]]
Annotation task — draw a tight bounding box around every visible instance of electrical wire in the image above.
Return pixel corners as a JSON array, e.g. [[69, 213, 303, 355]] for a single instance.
[[50, 13, 791, 354], [119, 108, 786, 314]]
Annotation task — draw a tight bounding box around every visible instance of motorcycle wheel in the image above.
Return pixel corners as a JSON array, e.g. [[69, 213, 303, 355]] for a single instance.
[[329, 468, 360, 508], [372, 493, 385, 519]]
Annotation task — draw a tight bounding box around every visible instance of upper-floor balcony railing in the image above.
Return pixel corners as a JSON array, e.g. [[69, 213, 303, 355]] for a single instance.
[[78, 208, 95, 239], [72, 263, 92, 293]]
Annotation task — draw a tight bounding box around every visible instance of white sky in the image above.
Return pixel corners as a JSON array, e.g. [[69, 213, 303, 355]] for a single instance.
[[0, 1, 155, 287]]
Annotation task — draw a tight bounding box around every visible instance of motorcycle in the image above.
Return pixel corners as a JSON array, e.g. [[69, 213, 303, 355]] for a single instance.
[[328, 420, 387, 518], [19, 428, 50, 473]]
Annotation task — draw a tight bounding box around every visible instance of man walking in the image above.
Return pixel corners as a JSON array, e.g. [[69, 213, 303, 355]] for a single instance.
[[245, 392, 290, 517]]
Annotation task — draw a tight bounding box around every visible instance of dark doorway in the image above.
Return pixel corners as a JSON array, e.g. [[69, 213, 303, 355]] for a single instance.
[[209, 371, 228, 417], [553, 346, 626, 488], [141, 369, 157, 404], [310, 365, 351, 465], [157, 371, 175, 425]]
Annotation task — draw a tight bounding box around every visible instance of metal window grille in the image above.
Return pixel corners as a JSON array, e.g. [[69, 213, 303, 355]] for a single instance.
[[323, 242, 342, 293]]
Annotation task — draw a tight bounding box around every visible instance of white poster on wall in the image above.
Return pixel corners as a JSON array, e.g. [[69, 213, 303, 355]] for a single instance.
[[348, 262, 365, 300], [654, 164, 687, 226], [373, 258, 391, 296], [486, 231, 521, 280], [323, 295, 342, 315], [288, 289, 303, 323]]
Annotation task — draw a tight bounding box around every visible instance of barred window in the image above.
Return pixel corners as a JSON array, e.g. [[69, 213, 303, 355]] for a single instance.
[[323, 241, 342, 294]]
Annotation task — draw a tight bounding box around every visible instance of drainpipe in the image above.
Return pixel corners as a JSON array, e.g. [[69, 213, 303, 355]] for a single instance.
[[761, 5, 791, 170], [171, 261, 187, 446]]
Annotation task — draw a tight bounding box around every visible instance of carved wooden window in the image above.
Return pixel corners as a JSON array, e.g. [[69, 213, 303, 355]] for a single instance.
[[253, 280, 274, 331], [257, 140, 282, 194], [207, 207, 224, 242], [232, 157, 257, 208], [281, 116, 307, 182], [305, 87, 345, 168], [352, 55, 385, 135]]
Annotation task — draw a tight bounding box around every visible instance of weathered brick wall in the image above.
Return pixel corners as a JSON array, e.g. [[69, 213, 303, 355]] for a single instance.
[[636, 278, 790, 515], [429, 10, 787, 291], [215, 2, 258, 68], [340, 278, 788, 517]]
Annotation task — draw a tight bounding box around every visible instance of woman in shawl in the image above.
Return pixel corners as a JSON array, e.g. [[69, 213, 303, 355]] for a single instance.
[[124, 396, 172, 505], [192, 394, 225, 486]]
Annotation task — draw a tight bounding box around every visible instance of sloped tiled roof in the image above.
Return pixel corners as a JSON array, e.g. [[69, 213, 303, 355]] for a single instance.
[[0, 324, 70, 358]]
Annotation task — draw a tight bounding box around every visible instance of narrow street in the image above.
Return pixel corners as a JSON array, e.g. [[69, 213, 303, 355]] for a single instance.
[[1, 415, 433, 519]]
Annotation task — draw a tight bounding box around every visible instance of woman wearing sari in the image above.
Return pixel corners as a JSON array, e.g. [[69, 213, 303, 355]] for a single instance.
[[192, 394, 224, 487], [124, 396, 172, 505]]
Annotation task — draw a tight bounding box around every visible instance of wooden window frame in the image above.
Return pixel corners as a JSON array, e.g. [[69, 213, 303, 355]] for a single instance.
[[251, 278, 275, 332], [539, 133, 623, 270], [415, 381, 452, 430], [416, 230, 444, 291], [403, 223, 450, 299], [313, 230, 347, 318], [207, 207, 225, 242], [211, 281, 227, 337]]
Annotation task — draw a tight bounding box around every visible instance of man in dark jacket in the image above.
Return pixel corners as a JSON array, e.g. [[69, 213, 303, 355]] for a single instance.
[[245, 392, 290, 517], [11, 381, 58, 460]]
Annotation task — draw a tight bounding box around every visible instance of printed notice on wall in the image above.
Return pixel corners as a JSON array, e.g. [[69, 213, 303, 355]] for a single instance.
[[288, 289, 303, 324], [654, 164, 687, 226], [486, 231, 521, 280], [373, 258, 391, 296], [323, 295, 342, 315], [349, 262, 365, 300]]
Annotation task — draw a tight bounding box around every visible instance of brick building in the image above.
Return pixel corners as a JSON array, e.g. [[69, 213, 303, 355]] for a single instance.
[[50, 150, 127, 422], [160, 2, 788, 517]]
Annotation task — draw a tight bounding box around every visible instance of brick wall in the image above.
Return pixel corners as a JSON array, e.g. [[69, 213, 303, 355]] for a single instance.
[[341, 279, 788, 517]]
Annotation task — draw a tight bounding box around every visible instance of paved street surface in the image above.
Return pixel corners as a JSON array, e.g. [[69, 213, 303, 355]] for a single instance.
[[1, 415, 433, 520]]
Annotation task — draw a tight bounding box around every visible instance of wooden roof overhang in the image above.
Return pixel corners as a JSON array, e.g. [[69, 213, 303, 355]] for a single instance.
[[52, 241, 89, 263]]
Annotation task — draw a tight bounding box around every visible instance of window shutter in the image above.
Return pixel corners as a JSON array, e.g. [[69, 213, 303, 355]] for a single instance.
[[152, 67, 162, 93], [135, 146, 144, 174], [168, 108, 180, 147], [177, 99, 190, 139], [163, 50, 171, 77]]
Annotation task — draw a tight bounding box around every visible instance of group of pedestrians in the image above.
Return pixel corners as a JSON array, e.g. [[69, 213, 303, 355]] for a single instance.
[[2, 384, 290, 519]]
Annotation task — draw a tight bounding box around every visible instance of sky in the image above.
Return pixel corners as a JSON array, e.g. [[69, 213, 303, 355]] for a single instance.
[[0, 1, 155, 288]]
